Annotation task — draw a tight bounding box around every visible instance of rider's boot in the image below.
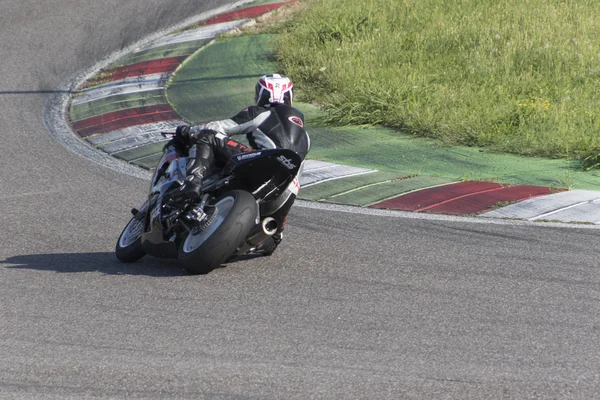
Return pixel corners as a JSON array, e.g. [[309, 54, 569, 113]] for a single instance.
[[178, 139, 214, 201], [178, 166, 207, 201]]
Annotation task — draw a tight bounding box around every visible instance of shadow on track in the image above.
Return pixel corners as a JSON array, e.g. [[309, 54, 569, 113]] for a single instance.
[[1, 252, 190, 277], [0, 90, 76, 95]]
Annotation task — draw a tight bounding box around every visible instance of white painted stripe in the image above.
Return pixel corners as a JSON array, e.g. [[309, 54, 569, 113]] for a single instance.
[[301, 160, 340, 171], [87, 120, 186, 149], [72, 74, 168, 105], [73, 87, 164, 107], [98, 131, 169, 154], [303, 165, 345, 173], [299, 162, 376, 186], [530, 200, 600, 224], [139, 21, 248, 51], [480, 190, 600, 222], [528, 200, 596, 221], [300, 170, 377, 188]]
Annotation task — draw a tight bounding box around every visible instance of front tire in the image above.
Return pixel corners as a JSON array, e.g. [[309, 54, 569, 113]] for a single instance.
[[115, 214, 146, 263], [179, 190, 257, 274]]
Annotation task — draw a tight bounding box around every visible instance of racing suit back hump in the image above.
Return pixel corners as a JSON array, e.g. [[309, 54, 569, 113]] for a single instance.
[[232, 104, 310, 160]]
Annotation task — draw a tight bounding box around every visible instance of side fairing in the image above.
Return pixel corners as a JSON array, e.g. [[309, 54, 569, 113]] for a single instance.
[[143, 146, 188, 247], [150, 147, 187, 195]]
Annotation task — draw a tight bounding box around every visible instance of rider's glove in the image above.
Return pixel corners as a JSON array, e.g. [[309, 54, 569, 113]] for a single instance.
[[175, 125, 192, 144]]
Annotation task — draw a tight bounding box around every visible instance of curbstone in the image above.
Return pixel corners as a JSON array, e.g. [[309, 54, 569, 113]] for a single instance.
[[64, 1, 600, 224]]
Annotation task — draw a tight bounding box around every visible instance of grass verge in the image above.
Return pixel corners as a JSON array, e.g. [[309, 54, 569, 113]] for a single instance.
[[165, 33, 600, 190], [274, 0, 600, 167]]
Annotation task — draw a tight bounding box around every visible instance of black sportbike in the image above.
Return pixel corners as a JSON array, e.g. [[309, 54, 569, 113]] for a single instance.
[[115, 133, 301, 274]]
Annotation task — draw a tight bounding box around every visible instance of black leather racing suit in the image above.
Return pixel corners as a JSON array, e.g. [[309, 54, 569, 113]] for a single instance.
[[184, 103, 310, 241]]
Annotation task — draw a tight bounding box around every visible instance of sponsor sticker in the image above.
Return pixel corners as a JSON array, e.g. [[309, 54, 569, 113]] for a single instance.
[[287, 116, 304, 128], [236, 152, 262, 161], [277, 155, 296, 170]]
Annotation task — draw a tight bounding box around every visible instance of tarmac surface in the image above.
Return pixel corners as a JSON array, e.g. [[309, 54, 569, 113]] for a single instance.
[[1, 1, 600, 398]]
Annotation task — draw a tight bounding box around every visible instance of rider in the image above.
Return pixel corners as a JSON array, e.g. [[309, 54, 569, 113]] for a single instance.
[[172, 73, 310, 254]]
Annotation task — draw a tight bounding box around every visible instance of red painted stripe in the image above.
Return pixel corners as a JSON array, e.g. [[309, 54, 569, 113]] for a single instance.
[[77, 111, 179, 137], [203, 1, 294, 25], [108, 56, 186, 81], [370, 181, 559, 215], [81, 57, 187, 87], [415, 186, 505, 212], [371, 181, 504, 211], [425, 185, 557, 215], [72, 104, 173, 130], [73, 105, 179, 137]]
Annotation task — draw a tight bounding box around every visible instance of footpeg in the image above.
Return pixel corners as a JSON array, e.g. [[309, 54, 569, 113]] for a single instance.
[[185, 193, 211, 223], [188, 205, 207, 222], [131, 208, 139, 216]]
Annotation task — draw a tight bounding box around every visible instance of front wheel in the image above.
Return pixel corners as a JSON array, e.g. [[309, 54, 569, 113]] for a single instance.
[[115, 213, 146, 263], [178, 190, 257, 274]]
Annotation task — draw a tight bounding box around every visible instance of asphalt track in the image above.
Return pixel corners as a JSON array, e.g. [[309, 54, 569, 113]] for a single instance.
[[1, 1, 600, 398]]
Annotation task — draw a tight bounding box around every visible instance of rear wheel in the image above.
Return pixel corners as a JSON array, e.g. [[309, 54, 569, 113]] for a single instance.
[[178, 190, 257, 274], [115, 214, 146, 263]]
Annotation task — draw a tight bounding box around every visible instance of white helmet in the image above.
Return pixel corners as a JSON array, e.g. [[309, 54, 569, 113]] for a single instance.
[[255, 74, 294, 107]]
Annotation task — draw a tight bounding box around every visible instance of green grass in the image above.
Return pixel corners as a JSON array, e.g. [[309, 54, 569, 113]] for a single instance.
[[166, 34, 600, 189], [275, 0, 600, 166]]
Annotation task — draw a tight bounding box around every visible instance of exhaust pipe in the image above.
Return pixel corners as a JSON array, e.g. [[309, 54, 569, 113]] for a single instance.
[[237, 217, 278, 254], [247, 217, 278, 246], [261, 217, 278, 236]]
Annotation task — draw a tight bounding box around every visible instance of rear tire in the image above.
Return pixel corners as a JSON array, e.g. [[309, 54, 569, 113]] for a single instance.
[[115, 215, 146, 263], [178, 190, 257, 274]]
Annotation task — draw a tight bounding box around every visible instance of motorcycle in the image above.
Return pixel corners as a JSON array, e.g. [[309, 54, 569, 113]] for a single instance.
[[115, 133, 302, 274]]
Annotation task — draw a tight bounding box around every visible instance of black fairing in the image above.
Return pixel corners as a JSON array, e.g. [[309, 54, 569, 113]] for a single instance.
[[223, 149, 301, 202], [243, 105, 309, 160], [140, 145, 184, 259], [141, 191, 178, 259], [138, 146, 301, 260], [271, 105, 309, 160]]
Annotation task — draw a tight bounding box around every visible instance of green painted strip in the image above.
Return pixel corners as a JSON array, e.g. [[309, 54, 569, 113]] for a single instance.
[[108, 40, 210, 69], [113, 142, 166, 163], [166, 31, 600, 191], [324, 176, 455, 207], [69, 92, 166, 122], [131, 153, 164, 170], [169, 80, 257, 122], [299, 171, 400, 201], [166, 34, 277, 123], [306, 125, 600, 190]]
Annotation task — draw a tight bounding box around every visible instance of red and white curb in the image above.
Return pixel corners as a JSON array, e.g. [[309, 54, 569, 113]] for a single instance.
[[139, 20, 247, 51], [70, 2, 295, 153], [481, 190, 600, 224], [63, 1, 600, 225], [89, 121, 186, 155], [72, 74, 167, 106], [67, 0, 369, 186], [300, 161, 377, 187]]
